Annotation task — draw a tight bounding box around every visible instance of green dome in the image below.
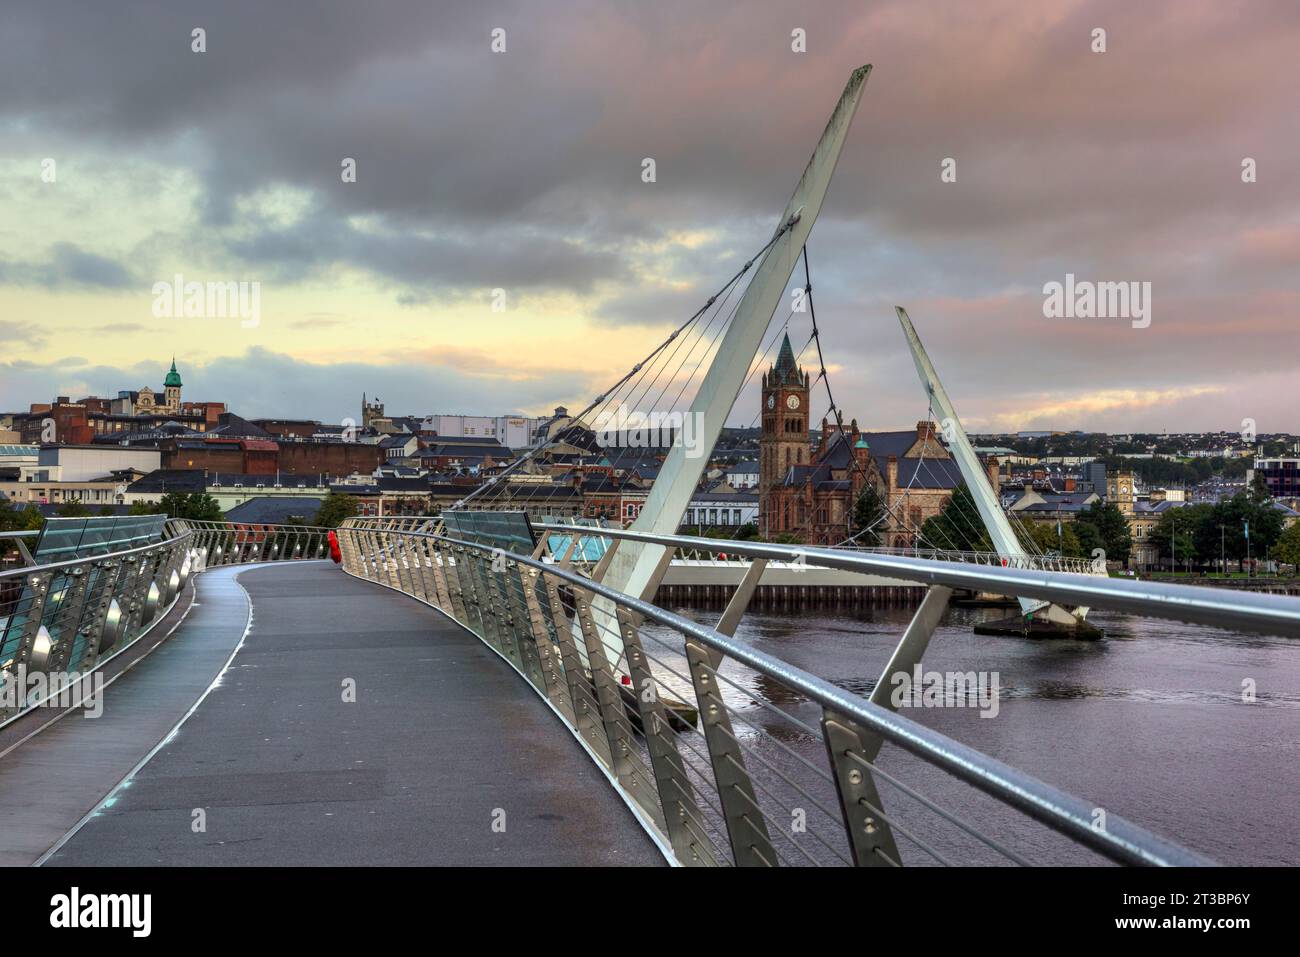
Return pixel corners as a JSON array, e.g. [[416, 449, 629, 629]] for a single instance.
[[164, 358, 182, 388], [854, 438, 869, 449]]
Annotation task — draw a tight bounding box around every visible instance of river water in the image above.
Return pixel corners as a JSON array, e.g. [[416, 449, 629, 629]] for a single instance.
[[647, 602, 1300, 866]]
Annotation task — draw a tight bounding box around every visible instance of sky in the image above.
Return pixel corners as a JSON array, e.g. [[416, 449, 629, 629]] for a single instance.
[[1, 0, 1297, 434]]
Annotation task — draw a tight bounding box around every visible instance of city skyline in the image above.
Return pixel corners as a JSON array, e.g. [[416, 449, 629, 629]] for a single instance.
[[3, 0, 1298, 433]]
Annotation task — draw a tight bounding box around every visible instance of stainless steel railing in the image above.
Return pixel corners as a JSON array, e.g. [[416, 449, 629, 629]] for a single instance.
[[336, 517, 1214, 867], [548, 525, 1300, 637], [177, 519, 336, 566], [671, 543, 1100, 575], [0, 527, 197, 723], [0, 519, 334, 724]]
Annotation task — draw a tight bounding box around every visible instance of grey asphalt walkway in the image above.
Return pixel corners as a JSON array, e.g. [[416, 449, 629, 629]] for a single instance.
[[0, 565, 248, 866], [46, 561, 663, 866]]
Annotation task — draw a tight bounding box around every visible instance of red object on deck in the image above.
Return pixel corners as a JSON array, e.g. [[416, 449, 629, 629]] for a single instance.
[[328, 530, 342, 564]]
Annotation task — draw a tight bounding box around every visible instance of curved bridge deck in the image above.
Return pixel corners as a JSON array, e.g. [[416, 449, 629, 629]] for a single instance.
[[40, 562, 662, 866]]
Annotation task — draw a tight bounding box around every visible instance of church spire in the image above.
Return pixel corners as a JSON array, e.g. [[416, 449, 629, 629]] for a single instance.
[[773, 332, 799, 385]]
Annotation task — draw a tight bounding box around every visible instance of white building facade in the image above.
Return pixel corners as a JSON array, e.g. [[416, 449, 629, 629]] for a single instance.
[[420, 414, 538, 449]]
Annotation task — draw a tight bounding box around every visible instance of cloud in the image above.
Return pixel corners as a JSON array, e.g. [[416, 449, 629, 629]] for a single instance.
[[1, 0, 1297, 430], [0, 242, 134, 290], [0, 320, 47, 350]]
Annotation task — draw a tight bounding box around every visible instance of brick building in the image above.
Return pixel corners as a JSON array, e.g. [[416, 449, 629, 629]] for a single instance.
[[758, 334, 972, 546]]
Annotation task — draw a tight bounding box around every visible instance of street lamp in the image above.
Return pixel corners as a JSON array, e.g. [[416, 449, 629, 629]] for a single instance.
[[1244, 519, 1251, 578]]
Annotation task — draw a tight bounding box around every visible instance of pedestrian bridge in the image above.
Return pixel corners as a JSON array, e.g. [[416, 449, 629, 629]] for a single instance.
[[2, 516, 1295, 867]]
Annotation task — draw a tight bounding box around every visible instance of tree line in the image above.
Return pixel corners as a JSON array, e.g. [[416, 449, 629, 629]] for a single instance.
[[852, 482, 1297, 572]]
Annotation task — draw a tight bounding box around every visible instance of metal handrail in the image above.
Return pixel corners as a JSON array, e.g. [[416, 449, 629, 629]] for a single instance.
[[671, 544, 1099, 575], [0, 529, 192, 583], [0, 519, 333, 726], [545, 524, 1300, 637], [337, 520, 1213, 867], [837, 545, 1101, 575]]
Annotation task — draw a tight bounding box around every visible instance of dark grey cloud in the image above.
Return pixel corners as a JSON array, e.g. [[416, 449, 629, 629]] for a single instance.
[[0, 242, 134, 290], [2, 0, 1298, 430], [223, 210, 625, 293]]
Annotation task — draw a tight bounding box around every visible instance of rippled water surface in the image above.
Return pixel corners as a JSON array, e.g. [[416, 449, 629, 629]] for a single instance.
[[647, 601, 1300, 865]]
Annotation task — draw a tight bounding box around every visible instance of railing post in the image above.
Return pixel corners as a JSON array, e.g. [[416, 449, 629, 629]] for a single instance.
[[453, 546, 488, 639], [75, 559, 122, 673], [684, 637, 778, 867], [46, 564, 95, 675], [570, 584, 663, 826], [821, 582, 953, 866], [499, 559, 548, 691], [519, 565, 575, 721], [424, 538, 454, 613], [159, 537, 187, 604], [407, 536, 434, 604], [9, 569, 53, 677], [120, 551, 158, 636], [615, 606, 719, 866], [335, 526, 356, 572], [390, 533, 418, 597], [440, 543, 472, 625], [821, 710, 903, 867], [476, 550, 523, 666], [683, 558, 778, 866], [540, 572, 613, 767], [379, 529, 403, 592], [362, 527, 382, 582]]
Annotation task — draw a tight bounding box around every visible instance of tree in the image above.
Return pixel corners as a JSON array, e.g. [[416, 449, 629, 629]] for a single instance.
[[19, 504, 43, 531], [920, 485, 991, 552], [1212, 492, 1284, 570], [314, 492, 359, 528], [1075, 501, 1132, 566], [154, 491, 223, 521], [54, 500, 91, 518], [1016, 519, 1081, 557], [0, 502, 43, 558], [1269, 522, 1300, 570], [1147, 505, 1213, 571], [181, 493, 224, 522], [0, 500, 28, 558], [851, 483, 885, 546], [1073, 519, 1103, 559], [1250, 471, 1271, 504]]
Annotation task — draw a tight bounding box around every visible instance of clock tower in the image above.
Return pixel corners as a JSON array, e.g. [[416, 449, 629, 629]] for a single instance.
[[759, 332, 810, 533]]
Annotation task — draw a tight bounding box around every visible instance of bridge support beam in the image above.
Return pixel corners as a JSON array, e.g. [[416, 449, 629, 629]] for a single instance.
[[896, 307, 1099, 638], [598, 65, 874, 662]]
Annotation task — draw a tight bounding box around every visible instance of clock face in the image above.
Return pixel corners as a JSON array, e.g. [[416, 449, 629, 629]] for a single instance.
[[786, 394, 800, 410], [766, 394, 775, 410]]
